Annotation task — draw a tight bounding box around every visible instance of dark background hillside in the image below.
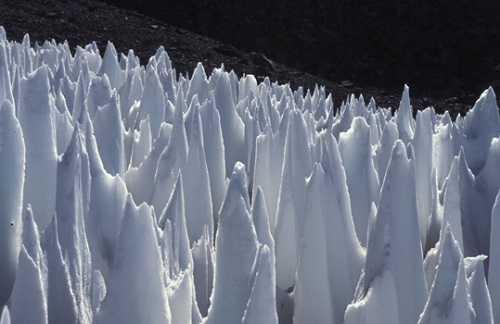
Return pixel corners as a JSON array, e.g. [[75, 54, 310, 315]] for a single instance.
[[102, 0, 500, 99], [0, 0, 499, 116]]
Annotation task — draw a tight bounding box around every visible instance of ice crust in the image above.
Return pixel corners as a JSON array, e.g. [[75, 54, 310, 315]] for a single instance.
[[0, 29, 498, 323]]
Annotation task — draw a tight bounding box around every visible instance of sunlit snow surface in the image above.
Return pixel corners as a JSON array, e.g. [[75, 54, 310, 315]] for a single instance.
[[0, 27, 499, 323]]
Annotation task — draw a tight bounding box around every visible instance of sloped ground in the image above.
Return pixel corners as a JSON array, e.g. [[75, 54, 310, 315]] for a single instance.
[[106, 0, 500, 98], [0, 0, 497, 117]]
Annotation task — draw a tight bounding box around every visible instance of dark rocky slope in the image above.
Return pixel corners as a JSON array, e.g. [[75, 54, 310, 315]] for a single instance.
[[0, 0, 498, 117], [101, 0, 500, 99]]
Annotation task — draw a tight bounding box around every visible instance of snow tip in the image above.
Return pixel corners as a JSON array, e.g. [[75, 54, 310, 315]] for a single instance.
[[0, 305, 10, 324], [27, 64, 49, 82], [392, 139, 407, 157], [0, 99, 14, 116], [457, 146, 471, 173], [225, 161, 250, 211], [154, 45, 167, 58], [443, 222, 452, 236], [105, 41, 116, 53], [195, 62, 205, 73], [229, 162, 247, 189], [233, 161, 246, 174], [463, 255, 488, 277], [100, 41, 118, 70], [61, 126, 82, 163], [485, 86, 496, 100], [260, 243, 271, 259], [398, 84, 411, 111], [403, 84, 410, 98], [472, 86, 498, 111], [442, 223, 458, 252]]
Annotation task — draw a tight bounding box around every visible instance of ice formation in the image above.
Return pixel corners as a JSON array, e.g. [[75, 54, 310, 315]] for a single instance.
[[0, 27, 499, 323]]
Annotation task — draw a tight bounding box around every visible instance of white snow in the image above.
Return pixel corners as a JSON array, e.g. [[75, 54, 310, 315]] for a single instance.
[[0, 101, 25, 305], [490, 190, 500, 323], [418, 225, 476, 324], [94, 196, 171, 324], [0, 28, 498, 323]]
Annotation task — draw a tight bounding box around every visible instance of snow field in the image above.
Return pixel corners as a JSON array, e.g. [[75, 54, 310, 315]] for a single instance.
[[0, 27, 499, 323]]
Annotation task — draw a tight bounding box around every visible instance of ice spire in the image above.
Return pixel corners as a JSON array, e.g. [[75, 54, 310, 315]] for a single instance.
[[9, 246, 48, 324], [274, 109, 312, 291], [125, 122, 170, 205], [0, 41, 14, 106], [42, 216, 79, 324], [95, 196, 171, 324], [375, 120, 398, 184], [151, 94, 188, 215], [158, 173, 192, 272], [86, 74, 111, 119], [18, 65, 57, 230], [441, 157, 464, 250], [21, 206, 45, 274], [97, 42, 124, 90], [129, 117, 152, 168], [213, 70, 245, 177], [490, 190, 500, 323], [0, 307, 10, 324], [251, 187, 275, 265], [71, 71, 88, 124], [338, 116, 379, 246], [418, 225, 476, 324], [458, 147, 491, 259], [395, 85, 415, 145], [464, 256, 493, 324], [318, 132, 364, 323], [55, 127, 92, 323], [192, 226, 214, 317], [93, 94, 125, 176], [138, 63, 165, 138], [205, 163, 259, 324], [348, 140, 427, 323], [184, 106, 213, 245], [86, 123, 128, 281], [433, 120, 454, 190], [458, 87, 500, 174], [293, 164, 336, 324], [199, 98, 226, 224], [252, 108, 289, 232], [242, 245, 278, 324], [412, 108, 434, 246], [0, 101, 25, 305], [186, 62, 209, 105], [167, 269, 194, 324]]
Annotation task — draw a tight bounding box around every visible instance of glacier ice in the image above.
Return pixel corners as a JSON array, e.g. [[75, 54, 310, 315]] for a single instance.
[[94, 196, 171, 324], [490, 190, 500, 323], [338, 116, 379, 246], [0, 28, 498, 323], [418, 225, 476, 323], [347, 140, 427, 323], [0, 101, 25, 305]]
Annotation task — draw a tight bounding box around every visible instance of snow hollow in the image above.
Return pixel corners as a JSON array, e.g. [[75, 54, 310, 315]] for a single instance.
[[0, 27, 499, 323]]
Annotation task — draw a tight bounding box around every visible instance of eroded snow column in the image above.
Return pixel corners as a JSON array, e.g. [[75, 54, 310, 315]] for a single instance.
[[345, 140, 428, 323], [418, 226, 476, 323], [0, 101, 25, 305], [95, 196, 171, 324], [18, 65, 57, 231]]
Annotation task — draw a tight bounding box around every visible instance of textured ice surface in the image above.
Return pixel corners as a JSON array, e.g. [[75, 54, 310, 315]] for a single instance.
[[0, 29, 497, 323]]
